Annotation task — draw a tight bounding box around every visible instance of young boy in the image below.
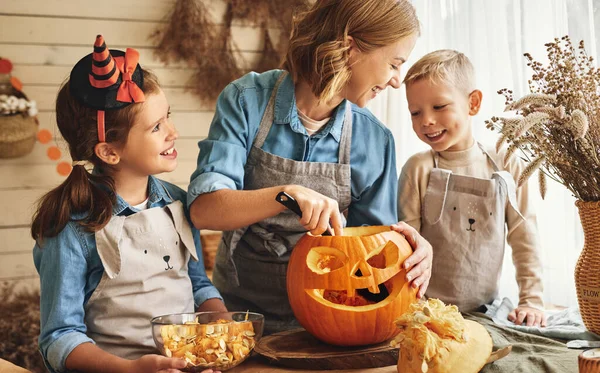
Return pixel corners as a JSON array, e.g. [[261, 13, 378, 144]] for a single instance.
[[398, 49, 546, 327]]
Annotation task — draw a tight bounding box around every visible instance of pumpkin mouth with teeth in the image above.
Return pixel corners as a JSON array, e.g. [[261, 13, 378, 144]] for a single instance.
[[287, 226, 418, 346]]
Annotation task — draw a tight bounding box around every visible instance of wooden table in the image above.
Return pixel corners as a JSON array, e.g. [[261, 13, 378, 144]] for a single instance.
[[228, 358, 397, 373]]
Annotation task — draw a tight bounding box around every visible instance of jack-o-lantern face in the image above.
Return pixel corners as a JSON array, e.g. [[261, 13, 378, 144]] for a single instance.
[[287, 226, 418, 346]]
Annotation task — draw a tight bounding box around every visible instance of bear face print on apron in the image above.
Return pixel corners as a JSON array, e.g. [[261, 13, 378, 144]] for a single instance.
[[211, 71, 353, 335], [421, 143, 524, 312], [85, 193, 198, 360]]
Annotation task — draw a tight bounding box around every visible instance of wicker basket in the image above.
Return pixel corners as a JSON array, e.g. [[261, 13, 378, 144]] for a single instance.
[[575, 200, 600, 334], [200, 232, 222, 270], [0, 114, 38, 158]]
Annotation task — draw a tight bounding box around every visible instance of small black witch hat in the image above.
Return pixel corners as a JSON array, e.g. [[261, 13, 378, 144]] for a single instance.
[[69, 35, 145, 141]]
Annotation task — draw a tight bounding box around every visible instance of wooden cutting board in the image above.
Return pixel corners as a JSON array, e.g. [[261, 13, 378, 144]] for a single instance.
[[254, 328, 398, 370], [254, 329, 512, 371]]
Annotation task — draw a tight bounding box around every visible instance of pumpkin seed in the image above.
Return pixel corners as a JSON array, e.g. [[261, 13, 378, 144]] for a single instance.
[[421, 359, 428, 373], [422, 306, 431, 317]]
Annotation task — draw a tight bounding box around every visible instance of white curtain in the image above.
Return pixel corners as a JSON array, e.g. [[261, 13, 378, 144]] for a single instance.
[[369, 0, 600, 308]]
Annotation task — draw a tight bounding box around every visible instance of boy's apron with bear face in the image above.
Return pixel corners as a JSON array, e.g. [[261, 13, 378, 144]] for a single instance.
[[85, 198, 198, 359], [421, 143, 524, 311]]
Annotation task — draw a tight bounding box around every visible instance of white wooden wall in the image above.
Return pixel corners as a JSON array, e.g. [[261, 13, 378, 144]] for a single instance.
[[0, 0, 271, 291]]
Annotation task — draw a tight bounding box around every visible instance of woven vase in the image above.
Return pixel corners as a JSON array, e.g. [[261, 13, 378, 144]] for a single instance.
[[575, 200, 600, 334]]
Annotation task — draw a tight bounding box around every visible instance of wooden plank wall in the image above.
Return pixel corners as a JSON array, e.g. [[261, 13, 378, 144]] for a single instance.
[[0, 0, 268, 290]]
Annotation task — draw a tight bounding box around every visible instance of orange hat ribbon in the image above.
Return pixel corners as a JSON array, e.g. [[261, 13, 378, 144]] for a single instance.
[[114, 48, 145, 103], [97, 110, 106, 142]]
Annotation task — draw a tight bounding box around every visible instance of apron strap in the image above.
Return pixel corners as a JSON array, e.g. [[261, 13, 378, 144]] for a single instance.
[[253, 71, 288, 149], [477, 141, 524, 219], [337, 102, 353, 165], [423, 168, 452, 225], [492, 171, 525, 220], [477, 142, 501, 172]]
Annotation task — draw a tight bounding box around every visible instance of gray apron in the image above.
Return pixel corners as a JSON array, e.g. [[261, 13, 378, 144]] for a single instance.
[[85, 193, 198, 359], [421, 143, 524, 312], [212, 71, 353, 334]]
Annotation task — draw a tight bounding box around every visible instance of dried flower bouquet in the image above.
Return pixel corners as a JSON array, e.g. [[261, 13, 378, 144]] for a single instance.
[[486, 36, 600, 202]]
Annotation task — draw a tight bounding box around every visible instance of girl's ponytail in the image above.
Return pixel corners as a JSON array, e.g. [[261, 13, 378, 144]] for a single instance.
[[31, 164, 116, 242]]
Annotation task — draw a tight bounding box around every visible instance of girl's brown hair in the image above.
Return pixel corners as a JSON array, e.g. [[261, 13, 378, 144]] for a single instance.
[[283, 0, 420, 103], [31, 69, 160, 242]]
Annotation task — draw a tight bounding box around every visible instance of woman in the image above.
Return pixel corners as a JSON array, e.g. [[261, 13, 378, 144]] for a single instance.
[[188, 0, 432, 334]]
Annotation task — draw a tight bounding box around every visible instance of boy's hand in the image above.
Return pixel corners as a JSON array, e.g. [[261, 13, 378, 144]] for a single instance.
[[391, 222, 433, 299], [508, 306, 546, 327]]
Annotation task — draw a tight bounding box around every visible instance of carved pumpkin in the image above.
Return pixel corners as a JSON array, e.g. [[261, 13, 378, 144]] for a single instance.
[[287, 226, 418, 346]]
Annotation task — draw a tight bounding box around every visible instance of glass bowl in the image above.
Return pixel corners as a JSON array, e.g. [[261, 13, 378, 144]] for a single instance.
[[151, 311, 264, 372]]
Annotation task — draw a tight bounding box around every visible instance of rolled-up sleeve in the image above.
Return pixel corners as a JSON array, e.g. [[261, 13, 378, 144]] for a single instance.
[[33, 225, 95, 373], [188, 83, 251, 208], [347, 132, 398, 226], [187, 227, 223, 307]]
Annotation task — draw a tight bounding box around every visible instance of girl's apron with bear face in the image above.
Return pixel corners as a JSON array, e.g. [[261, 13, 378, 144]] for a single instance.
[[421, 143, 523, 311], [85, 198, 198, 359]]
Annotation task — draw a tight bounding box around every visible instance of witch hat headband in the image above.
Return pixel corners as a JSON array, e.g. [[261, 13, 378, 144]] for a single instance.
[[69, 35, 145, 142]]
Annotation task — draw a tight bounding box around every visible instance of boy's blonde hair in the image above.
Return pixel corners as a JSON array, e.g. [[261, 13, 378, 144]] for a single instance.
[[403, 49, 475, 94], [283, 0, 420, 103]]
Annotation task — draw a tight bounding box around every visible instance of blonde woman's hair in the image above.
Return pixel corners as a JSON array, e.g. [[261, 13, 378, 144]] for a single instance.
[[283, 0, 419, 103], [403, 49, 476, 94]]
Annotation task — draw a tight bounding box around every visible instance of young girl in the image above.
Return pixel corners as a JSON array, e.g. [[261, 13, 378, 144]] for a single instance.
[[32, 35, 225, 373]]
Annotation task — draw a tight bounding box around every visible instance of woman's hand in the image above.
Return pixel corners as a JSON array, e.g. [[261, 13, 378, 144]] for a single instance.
[[283, 185, 344, 236], [391, 222, 433, 299], [508, 306, 546, 327]]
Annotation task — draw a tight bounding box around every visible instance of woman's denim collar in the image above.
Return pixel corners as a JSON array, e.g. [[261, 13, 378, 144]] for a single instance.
[[273, 72, 347, 142]]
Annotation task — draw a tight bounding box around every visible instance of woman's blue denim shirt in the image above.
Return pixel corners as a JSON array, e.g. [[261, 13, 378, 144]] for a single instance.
[[33, 176, 222, 373], [188, 69, 398, 226]]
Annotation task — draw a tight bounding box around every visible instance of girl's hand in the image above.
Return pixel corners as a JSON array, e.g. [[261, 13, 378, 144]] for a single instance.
[[283, 185, 344, 236], [391, 222, 433, 299], [129, 354, 187, 373], [508, 306, 546, 327]]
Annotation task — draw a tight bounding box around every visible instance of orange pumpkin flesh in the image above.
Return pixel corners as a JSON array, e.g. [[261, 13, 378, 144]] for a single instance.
[[287, 226, 418, 346]]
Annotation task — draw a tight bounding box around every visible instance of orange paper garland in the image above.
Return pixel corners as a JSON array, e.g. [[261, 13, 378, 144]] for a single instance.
[[36, 128, 72, 176]]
